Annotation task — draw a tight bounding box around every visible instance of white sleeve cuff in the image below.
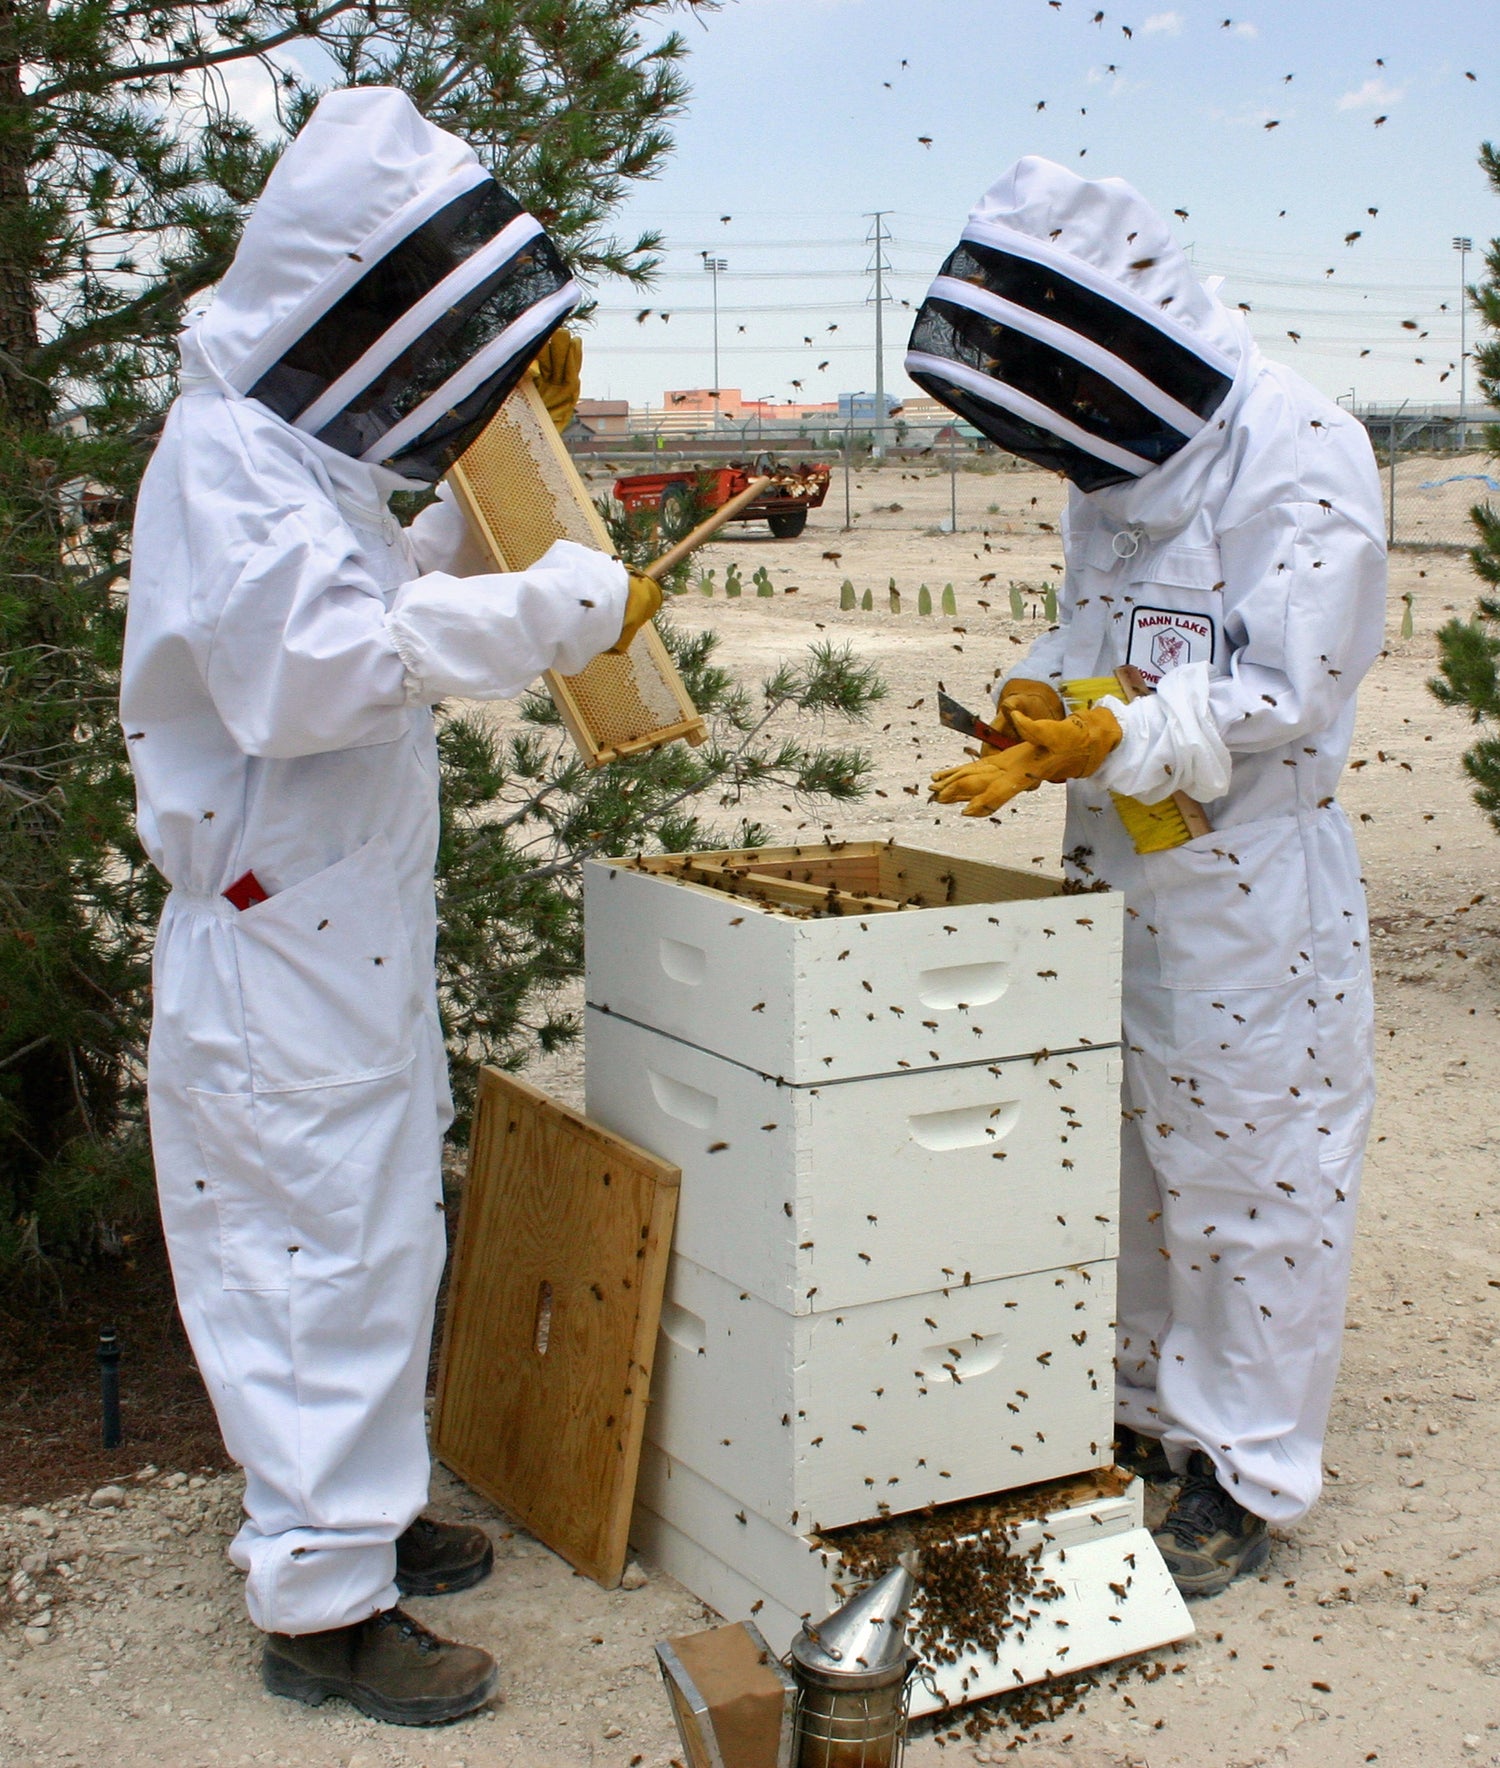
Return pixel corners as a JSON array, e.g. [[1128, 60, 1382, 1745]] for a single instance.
[[1094, 663, 1232, 804]]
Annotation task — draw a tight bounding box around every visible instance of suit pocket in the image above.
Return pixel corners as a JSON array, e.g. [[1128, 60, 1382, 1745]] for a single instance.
[[187, 1089, 293, 1292], [188, 1069, 421, 1290], [1145, 814, 1313, 990], [233, 835, 414, 1092]]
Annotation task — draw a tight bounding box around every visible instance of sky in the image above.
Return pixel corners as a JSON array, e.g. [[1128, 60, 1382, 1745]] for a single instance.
[[579, 0, 1497, 415]]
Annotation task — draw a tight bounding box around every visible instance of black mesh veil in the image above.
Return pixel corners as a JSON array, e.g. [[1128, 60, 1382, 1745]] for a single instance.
[[247, 178, 576, 481], [906, 240, 1233, 490]]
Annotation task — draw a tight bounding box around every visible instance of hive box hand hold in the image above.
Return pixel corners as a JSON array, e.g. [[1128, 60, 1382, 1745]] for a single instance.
[[646, 1251, 1115, 1533], [585, 1006, 1121, 1314], [584, 843, 1123, 1084]]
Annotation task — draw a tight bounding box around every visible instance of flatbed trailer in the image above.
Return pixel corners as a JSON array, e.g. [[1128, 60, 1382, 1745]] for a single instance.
[[612, 461, 830, 540]]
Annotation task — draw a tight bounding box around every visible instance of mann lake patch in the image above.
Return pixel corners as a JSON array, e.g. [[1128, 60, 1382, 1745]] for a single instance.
[[1125, 606, 1217, 685]]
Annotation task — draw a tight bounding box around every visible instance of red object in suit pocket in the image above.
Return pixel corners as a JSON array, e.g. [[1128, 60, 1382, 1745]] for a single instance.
[[223, 871, 270, 912]]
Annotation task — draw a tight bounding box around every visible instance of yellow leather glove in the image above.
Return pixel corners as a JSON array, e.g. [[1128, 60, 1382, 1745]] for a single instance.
[[1009, 704, 1123, 779], [610, 570, 662, 654], [531, 327, 582, 431], [994, 677, 1066, 740], [930, 705, 1122, 818], [930, 744, 1071, 817]]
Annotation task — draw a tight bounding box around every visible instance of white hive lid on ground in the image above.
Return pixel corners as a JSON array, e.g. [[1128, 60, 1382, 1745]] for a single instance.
[[629, 1455, 1194, 1715], [584, 842, 1123, 1085]]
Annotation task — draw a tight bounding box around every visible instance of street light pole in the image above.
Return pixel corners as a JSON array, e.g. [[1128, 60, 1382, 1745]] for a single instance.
[[1453, 236, 1472, 447], [702, 254, 727, 430], [865, 212, 891, 460]]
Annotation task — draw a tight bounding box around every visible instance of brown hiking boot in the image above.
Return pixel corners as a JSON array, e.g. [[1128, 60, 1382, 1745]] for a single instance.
[[261, 1607, 498, 1726], [396, 1514, 495, 1597], [1153, 1451, 1270, 1599]]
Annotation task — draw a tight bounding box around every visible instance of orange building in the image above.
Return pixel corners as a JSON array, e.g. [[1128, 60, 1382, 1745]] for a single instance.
[[661, 387, 840, 422]]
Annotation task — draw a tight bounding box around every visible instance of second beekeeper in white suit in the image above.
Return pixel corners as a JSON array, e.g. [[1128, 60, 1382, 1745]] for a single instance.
[[910, 157, 1386, 1597], [121, 86, 659, 1723]]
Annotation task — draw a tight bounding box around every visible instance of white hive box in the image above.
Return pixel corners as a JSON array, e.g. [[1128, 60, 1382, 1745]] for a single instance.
[[644, 1251, 1115, 1533], [585, 1007, 1121, 1313], [628, 1453, 1193, 1717], [583, 843, 1123, 1085]]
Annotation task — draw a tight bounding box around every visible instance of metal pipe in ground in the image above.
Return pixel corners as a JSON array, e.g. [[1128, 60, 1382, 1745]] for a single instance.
[[98, 1326, 121, 1450]]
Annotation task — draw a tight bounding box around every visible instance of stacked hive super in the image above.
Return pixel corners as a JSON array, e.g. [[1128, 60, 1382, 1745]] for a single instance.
[[583, 842, 1190, 1708]]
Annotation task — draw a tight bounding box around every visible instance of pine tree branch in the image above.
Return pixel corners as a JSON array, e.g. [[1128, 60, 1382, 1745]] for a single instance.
[[30, 3, 364, 103], [32, 249, 233, 376]]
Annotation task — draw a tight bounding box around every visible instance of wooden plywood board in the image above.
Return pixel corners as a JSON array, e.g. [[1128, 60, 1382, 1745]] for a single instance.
[[448, 377, 704, 766], [433, 1066, 679, 1587]]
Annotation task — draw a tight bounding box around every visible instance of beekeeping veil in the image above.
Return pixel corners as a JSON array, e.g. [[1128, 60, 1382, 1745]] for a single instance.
[[905, 158, 1241, 491], [190, 86, 579, 482]]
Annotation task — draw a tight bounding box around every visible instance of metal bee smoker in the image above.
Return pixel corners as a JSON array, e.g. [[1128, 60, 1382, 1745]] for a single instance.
[[787, 1565, 917, 1768]]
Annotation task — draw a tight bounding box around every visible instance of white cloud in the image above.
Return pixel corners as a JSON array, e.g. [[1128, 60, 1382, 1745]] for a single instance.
[[1337, 76, 1404, 112], [1086, 65, 1142, 93], [1142, 11, 1183, 33], [1231, 20, 1258, 37]]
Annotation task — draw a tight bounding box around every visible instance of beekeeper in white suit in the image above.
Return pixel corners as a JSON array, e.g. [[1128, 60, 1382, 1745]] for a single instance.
[[121, 87, 659, 1722], [910, 158, 1385, 1598]]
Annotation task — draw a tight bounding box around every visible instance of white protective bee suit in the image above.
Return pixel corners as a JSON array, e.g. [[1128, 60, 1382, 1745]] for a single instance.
[[908, 159, 1386, 1523], [121, 88, 626, 1635]]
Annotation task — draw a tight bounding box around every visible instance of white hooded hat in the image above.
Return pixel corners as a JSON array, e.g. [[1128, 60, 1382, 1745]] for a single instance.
[[905, 157, 1241, 490], [189, 86, 579, 481]]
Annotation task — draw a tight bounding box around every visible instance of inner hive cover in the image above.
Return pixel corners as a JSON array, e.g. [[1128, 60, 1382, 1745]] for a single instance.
[[448, 376, 705, 765], [433, 1067, 679, 1586]]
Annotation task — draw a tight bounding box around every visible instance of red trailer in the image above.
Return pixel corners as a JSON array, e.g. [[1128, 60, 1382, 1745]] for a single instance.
[[613, 460, 830, 540]]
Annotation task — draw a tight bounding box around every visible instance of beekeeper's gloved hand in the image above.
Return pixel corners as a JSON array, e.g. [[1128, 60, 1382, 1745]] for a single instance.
[[931, 705, 1122, 817], [993, 677, 1065, 742], [931, 744, 1069, 817], [532, 327, 582, 431], [1009, 704, 1123, 779], [610, 570, 663, 654]]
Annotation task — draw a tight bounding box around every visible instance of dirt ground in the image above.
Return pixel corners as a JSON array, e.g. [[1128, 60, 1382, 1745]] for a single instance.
[[4, 460, 1499, 1768]]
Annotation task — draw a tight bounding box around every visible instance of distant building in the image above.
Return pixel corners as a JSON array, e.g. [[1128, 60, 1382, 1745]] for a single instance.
[[657, 387, 840, 424], [890, 394, 949, 422], [838, 390, 903, 421], [574, 398, 629, 437], [660, 386, 742, 416]]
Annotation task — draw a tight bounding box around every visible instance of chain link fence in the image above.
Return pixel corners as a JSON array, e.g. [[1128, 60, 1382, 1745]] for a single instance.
[[1360, 412, 1497, 551], [1380, 448, 1496, 551]]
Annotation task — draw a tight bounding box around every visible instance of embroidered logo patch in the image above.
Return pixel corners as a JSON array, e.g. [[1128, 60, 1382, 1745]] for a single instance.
[[1125, 605, 1217, 685]]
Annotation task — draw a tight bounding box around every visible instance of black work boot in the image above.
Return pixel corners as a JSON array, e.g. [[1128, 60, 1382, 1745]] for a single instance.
[[1152, 1451, 1270, 1598], [1115, 1423, 1174, 1483], [396, 1514, 495, 1597], [262, 1607, 498, 1725]]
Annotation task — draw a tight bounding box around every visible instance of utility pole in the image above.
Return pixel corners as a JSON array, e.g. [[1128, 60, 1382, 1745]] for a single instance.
[[865, 211, 891, 460], [702, 253, 727, 429], [1453, 236, 1472, 446]]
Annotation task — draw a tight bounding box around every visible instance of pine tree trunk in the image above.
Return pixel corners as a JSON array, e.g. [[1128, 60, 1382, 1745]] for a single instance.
[[0, 0, 43, 427]]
